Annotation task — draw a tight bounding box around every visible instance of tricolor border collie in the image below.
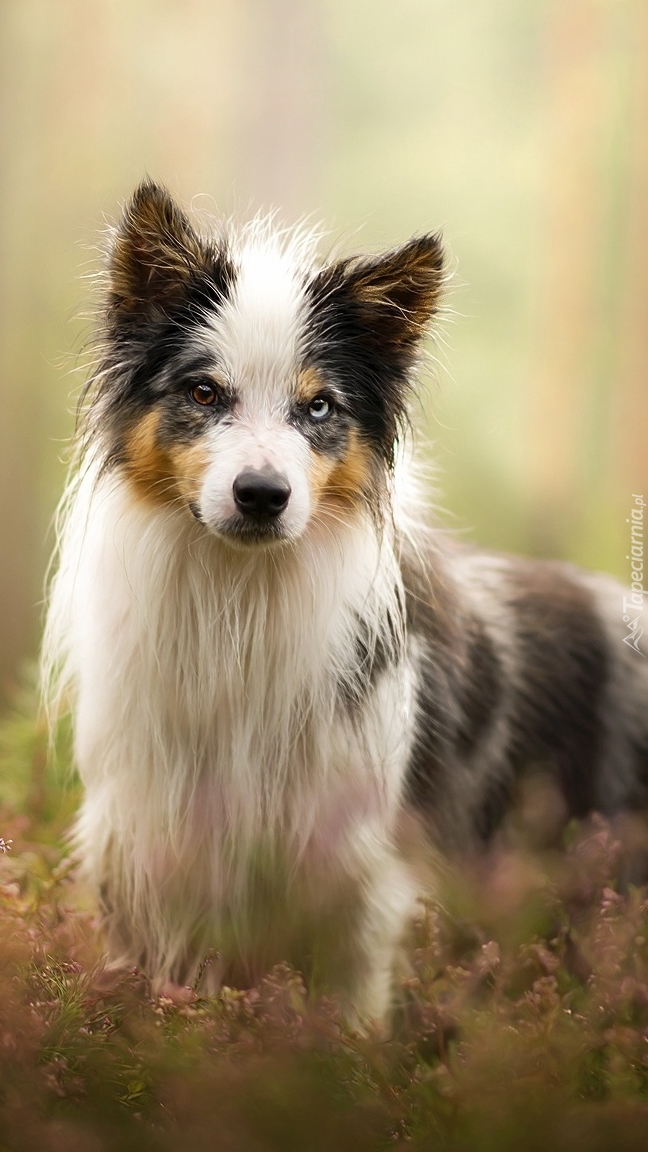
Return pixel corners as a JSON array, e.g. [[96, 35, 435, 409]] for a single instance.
[[43, 180, 648, 1028]]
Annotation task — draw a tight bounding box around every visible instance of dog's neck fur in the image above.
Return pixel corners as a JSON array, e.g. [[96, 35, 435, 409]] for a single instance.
[[47, 466, 410, 873]]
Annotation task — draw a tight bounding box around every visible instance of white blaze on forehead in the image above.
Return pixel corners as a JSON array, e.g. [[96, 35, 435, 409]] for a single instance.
[[205, 231, 312, 411]]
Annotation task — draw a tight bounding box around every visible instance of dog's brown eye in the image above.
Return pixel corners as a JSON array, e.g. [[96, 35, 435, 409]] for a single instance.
[[191, 382, 217, 406], [308, 395, 332, 421]]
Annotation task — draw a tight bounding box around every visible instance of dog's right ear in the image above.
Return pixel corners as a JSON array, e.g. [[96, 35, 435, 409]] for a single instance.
[[108, 180, 230, 319]]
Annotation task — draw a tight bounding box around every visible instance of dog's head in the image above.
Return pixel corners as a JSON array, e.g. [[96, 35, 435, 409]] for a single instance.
[[90, 180, 444, 547]]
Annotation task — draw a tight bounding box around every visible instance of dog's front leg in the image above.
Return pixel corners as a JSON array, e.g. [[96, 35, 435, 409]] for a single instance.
[[313, 849, 417, 1034]]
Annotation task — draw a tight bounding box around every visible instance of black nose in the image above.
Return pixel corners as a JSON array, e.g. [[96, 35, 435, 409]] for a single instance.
[[233, 469, 291, 518]]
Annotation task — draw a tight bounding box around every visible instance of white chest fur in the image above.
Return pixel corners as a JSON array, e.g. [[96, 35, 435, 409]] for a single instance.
[[45, 474, 416, 993]]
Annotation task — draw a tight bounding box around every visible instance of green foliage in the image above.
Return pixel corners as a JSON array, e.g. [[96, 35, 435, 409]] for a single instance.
[[0, 667, 78, 842], [3, 702, 648, 1149]]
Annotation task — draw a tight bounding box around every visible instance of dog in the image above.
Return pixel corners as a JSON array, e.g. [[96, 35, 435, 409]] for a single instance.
[[42, 180, 648, 1028]]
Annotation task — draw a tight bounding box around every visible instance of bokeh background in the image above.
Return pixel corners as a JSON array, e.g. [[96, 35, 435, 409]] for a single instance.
[[0, 0, 647, 707]]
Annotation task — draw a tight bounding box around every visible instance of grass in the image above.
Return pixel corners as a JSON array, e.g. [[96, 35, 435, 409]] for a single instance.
[[2, 682, 648, 1150]]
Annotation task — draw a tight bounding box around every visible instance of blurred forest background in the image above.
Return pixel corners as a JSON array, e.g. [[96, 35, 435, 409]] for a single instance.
[[0, 0, 647, 708]]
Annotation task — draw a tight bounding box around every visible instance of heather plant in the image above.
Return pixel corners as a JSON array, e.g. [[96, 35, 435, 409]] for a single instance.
[[2, 689, 648, 1150]]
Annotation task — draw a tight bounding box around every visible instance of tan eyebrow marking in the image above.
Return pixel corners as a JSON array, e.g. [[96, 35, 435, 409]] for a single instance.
[[295, 366, 328, 405]]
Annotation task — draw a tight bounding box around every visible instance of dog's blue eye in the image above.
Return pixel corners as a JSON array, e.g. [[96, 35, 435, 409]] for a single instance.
[[308, 396, 332, 421]]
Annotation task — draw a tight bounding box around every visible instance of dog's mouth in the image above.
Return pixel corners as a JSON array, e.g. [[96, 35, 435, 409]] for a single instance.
[[225, 515, 287, 544], [197, 511, 290, 549]]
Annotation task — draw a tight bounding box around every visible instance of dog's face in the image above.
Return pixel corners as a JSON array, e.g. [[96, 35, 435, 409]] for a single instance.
[[93, 182, 443, 546]]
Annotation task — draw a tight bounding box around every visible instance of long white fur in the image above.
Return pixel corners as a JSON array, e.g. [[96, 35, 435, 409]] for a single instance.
[[42, 222, 421, 1024]]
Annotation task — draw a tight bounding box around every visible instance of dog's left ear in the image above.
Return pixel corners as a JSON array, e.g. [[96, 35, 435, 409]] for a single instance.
[[311, 233, 445, 355], [342, 234, 445, 346], [307, 234, 445, 462]]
